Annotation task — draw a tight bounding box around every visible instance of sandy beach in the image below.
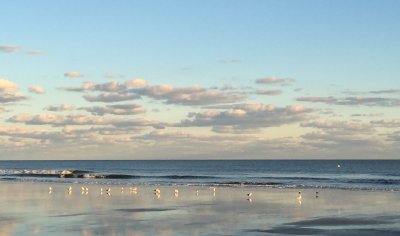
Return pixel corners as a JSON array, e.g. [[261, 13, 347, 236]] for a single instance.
[[0, 182, 399, 235]]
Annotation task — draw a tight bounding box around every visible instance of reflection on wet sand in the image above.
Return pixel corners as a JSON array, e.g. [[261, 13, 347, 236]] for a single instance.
[[1, 182, 400, 235]]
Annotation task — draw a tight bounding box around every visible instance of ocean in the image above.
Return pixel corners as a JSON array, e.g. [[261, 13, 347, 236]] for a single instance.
[[1, 160, 399, 191]]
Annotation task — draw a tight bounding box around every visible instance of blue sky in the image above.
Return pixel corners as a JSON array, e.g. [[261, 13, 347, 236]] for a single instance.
[[1, 1, 400, 159]]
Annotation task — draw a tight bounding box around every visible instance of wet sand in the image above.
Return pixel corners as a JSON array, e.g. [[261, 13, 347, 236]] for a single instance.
[[1, 182, 400, 235]]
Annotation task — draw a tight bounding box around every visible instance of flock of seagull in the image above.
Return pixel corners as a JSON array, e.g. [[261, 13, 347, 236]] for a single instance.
[[48, 185, 320, 203]]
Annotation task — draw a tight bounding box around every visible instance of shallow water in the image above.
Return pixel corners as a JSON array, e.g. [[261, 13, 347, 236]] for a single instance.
[[1, 182, 400, 235]]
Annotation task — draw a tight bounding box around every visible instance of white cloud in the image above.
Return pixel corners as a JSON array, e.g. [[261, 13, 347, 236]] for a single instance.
[[0, 79, 19, 92], [64, 71, 84, 78], [83, 92, 140, 103], [7, 113, 165, 128], [370, 119, 400, 128], [301, 120, 374, 133], [0, 45, 21, 53], [61, 81, 95, 92], [80, 104, 146, 116], [0, 79, 26, 103], [256, 76, 294, 85], [297, 96, 400, 107], [125, 79, 147, 88], [370, 89, 400, 94], [64, 80, 244, 105], [28, 85, 45, 94], [179, 103, 314, 131], [256, 89, 282, 96], [45, 104, 74, 112]]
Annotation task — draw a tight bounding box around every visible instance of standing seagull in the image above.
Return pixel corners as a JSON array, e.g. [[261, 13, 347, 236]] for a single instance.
[[247, 192, 253, 197], [297, 192, 302, 201]]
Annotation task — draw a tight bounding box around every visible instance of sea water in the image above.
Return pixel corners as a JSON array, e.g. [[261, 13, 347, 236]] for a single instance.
[[0, 160, 399, 191]]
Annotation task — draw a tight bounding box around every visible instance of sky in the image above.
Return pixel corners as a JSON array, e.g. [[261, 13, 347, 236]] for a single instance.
[[1, 0, 400, 159]]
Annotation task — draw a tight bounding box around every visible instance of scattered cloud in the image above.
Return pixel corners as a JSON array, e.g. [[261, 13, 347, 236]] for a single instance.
[[297, 96, 400, 107], [7, 113, 165, 128], [221, 83, 233, 90], [179, 103, 315, 132], [64, 71, 84, 78], [0, 107, 8, 113], [301, 120, 374, 133], [79, 104, 146, 116], [0, 79, 18, 91], [83, 92, 140, 103], [351, 112, 383, 117], [28, 85, 45, 94], [133, 84, 244, 106], [255, 76, 294, 86], [370, 119, 400, 128], [105, 72, 114, 79], [0, 45, 21, 53], [0, 79, 26, 103], [63, 80, 244, 105], [26, 49, 43, 55], [370, 89, 400, 94], [0, 45, 43, 55], [45, 104, 74, 112], [218, 59, 241, 64], [301, 131, 381, 151], [61, 81, 95, 92], [256, 89, 282, 96], [387, 131, 400, 143], [297, 96, 337, 104]]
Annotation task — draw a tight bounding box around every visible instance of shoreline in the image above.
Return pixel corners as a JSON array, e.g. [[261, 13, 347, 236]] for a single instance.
[[1, 178, 399, 193]]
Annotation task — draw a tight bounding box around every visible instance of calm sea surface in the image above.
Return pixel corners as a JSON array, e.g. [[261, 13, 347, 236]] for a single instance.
[[1, 160, 399, 191]]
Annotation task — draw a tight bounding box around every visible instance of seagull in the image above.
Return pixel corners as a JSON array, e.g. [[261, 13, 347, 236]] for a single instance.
[[85, 187, 89, 192], [49, 187, 52, 191], [68, 186, 72, 191], [81, 186, 85, 191], [131, 187, 138, 194], [196, 190, 199, 196], [174, 189, 179, 194], [297, 191, 302, 201], [247, 192, 253, 197], [316, 191, 319, 198], [154, 188, 161, 194], [337, 164, 341, 168]]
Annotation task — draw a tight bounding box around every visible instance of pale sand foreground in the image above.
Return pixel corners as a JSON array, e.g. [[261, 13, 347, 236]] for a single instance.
[[1, 182, 400, 236]]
